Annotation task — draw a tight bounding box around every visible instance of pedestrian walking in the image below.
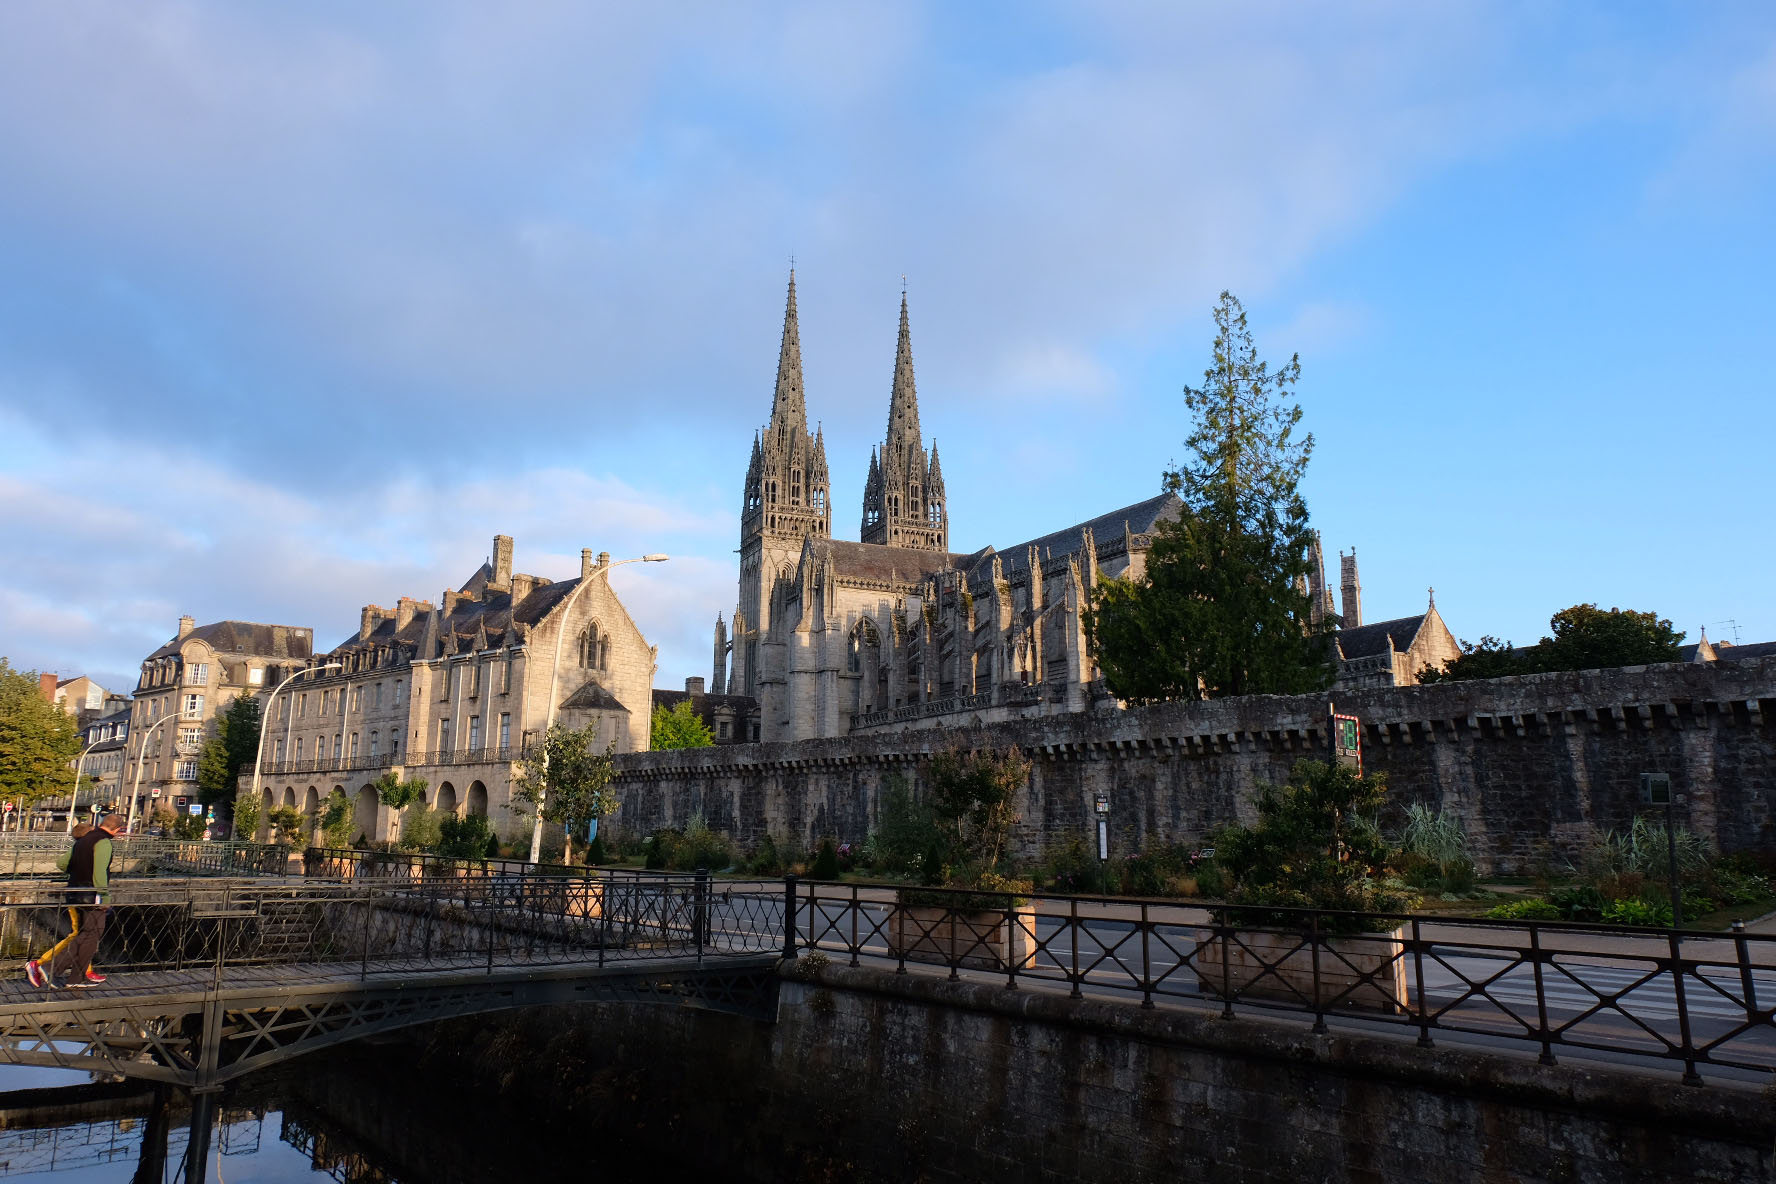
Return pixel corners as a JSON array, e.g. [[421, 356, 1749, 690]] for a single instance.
[[28, 824, 94, 981], [26, 814, 124, 989]]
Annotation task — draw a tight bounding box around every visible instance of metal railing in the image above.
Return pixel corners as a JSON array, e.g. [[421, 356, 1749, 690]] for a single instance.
[[787, 880, 1776, 1085], [0, 872, 786, 981], [0, 837, 292, 879]]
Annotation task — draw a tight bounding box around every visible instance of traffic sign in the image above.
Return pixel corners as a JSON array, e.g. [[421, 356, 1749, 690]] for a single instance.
[[1, 803, 12, 813], [188, 803, 203, 816]]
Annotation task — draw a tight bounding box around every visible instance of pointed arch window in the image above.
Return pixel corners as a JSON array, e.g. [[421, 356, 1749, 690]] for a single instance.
[[580, 623, 610, 671]]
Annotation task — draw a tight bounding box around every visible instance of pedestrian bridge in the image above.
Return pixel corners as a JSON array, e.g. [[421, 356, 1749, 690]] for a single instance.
[[0, 868, 786, 1091]]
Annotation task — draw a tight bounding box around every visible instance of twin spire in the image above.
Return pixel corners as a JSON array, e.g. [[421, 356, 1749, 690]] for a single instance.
[[751, 270, 947, 553]]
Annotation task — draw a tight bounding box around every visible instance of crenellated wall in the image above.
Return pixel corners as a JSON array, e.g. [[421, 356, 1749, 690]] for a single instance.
[[613, 658, 1776, 873]]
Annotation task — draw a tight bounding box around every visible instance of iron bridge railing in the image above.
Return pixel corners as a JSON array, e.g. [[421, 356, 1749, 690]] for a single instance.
[[0, 837, 292, 879], [787, 879, 1776, 1086]]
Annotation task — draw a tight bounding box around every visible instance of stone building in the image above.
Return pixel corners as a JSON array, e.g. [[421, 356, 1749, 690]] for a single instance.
[[714, 273, 1449, 738], [78, 705, 133, 811], [651, 677, 762, 746], [251, 535, 657, 844], [123, 617, 315, 825]]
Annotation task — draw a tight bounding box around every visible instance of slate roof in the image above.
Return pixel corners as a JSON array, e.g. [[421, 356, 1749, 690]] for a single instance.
[[971, 492, 1184, 576], [813, 539, 964, 587], [561, 679, 625, 711], [329, 575, 581, 657], [1682, 640, 1776, 663], [1336, 615, 1426, 660], [147, 621, 313, 662]]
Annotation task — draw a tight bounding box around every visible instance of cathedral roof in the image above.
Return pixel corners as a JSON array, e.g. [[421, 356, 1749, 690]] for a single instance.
[[809, 537, 963, 587], [978, 491, 1184, 575], [1336, 615, 1427, 660]]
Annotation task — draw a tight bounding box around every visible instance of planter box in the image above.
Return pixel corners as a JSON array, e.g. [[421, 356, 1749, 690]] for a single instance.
[[1196, 926, 1409, 1014], [890, 902, 1037, 972]]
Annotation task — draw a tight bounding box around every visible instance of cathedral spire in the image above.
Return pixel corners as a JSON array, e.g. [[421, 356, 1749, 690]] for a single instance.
[[885, 290, 921, 457], [770, 269, 806, 434]]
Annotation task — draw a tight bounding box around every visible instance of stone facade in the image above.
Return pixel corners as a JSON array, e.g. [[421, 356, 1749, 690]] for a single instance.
[[652, 678, 761, 745], [247, 535, 657, 844], [715, 273, 1446, 742], [123, 616, 314, 824], [611, 656, 1776, 874]]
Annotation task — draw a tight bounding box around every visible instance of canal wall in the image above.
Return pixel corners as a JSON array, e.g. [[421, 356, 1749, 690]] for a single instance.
[[611, 658, 1776, 873], [409, 960, 1776, 1184]]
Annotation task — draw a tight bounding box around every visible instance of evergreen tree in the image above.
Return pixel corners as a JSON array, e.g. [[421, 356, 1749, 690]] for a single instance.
[[1089, 293, 1333, 702], [196, 694, 262, 808], [0, 658, 82, 811], [650, 700, 715, 749], [1420, 605, 1684, 683]]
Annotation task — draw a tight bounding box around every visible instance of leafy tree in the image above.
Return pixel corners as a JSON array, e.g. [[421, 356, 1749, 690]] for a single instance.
[[0, 658, 82, 812], [319, 789, 353, 849], [512, 722, 618, 863], [1541, 604, 1683, 671], [268, 805, 305, 845], [374, 772, 429, 841], [925, 746, 1030, 884], [1420, 606, 1684, 683], [400, 803, 443, 852], [1416, 635, 1531, 683], [436, 812, 498, 860], [196, 694, 262, 808], [231, 791, 262, 842], [1215, 760, 1416, 925], [1088, 293, 1333, 702], [650, 700, 715, 750]]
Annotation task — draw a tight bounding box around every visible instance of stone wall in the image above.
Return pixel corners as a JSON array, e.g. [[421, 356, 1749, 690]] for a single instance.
[[614, 658, 1776, 873], [410, 962, 1776, 1183]]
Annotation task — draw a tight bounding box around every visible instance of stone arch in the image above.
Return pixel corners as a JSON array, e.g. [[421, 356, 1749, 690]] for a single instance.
[[435, 781, 459, 817], [466, 781, 488, 818], [281, 787, 297, 810], [353, 784, 380, 843], [258, 787, 275, 841], [302, 786, 320, 819]]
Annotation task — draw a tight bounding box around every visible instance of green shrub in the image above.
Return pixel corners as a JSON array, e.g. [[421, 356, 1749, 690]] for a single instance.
[[1681, 895, 1716, 919], [435, 813, 496, 861], [1548, 885, 1606, 922], [810, 838, 841, 881], [868, 775, 945, 875], [748, 833, 785, 876], [584, 834, 608, 866], [1043, 838, 1109, 895], [681, 814, 731, 870], [400, 804, 442, 852], [1601, 898, 1672, 927], [642, 831, 672, 869], [1484, 898, 1562, 921], [1713, 867, 1772, 906]]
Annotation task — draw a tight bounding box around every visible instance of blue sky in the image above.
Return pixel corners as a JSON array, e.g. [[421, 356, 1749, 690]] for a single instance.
[[2, 1, 1772, 693]]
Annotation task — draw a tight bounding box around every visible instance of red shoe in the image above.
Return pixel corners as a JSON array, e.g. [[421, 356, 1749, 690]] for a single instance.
[[80, 969, 106, 985], [23, 961, 44, 989]]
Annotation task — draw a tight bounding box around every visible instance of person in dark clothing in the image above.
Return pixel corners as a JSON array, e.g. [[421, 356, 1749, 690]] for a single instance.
[[26, 823, 95, 984], [37, 814, 123, 989]]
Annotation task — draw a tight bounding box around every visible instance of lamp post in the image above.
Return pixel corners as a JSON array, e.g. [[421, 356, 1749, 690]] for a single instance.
[[251, 663, 343, 839], [528, 552, 668, 863], [125, 713, 179, 835], [66, 741, 94, 834]]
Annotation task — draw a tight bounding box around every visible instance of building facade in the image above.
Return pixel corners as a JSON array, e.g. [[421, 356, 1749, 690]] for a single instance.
[[122, 617, 315, 825], [249, 535, 657, 844]]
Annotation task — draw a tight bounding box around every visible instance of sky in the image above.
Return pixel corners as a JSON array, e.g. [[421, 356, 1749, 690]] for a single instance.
[[2, 1, 1773, 695]]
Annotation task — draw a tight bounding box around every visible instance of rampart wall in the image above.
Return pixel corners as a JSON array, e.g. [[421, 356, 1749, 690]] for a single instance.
[[612, 658, 1776, 873]]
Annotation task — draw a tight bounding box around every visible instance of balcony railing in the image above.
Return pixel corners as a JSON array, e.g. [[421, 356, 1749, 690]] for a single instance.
[[851, 680, 1046, 731], [258, 745, 530, 778]]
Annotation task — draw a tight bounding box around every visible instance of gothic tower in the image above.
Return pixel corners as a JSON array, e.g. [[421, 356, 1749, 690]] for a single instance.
[[727, 270, 831, 694], [861, 291, 948, 551]]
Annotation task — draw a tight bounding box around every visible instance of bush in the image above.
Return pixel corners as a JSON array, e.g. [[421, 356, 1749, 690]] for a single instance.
[[1215, 760, 1418, 924], [400, 804, 442, 852], [584, 834, 608, 866], [1484, 898, 1562, 921], [1043, 837, 1110, 895], [435, 813, 497, 861], [867, 775, 944, 876], [681, 814, 731, 871], [1681, 895, 1716, 919], [748, 833, 785, 876], [1548, 885, 1607, 922], [1712, 866, 1772, 906], [810, 838, 841, 881], [1601, 898, 1672, 928]]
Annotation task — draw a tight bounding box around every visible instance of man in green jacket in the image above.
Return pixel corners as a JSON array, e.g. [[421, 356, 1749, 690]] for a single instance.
[[29, 814, 123, 989]]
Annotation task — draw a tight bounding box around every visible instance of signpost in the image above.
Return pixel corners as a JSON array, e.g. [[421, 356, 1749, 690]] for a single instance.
[[1094, 793, 1110, 864], [1329, 706, 1362, 774]]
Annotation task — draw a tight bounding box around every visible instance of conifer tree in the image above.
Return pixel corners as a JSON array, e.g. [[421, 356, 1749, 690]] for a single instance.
[[1089, 293, 1333, 702]]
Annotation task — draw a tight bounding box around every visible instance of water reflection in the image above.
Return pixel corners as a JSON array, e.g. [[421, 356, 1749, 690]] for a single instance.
[[0, 1053, 536, 1184]]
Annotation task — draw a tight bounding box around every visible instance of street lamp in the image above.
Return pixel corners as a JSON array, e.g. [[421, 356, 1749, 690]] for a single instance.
[[528, 552, 668, 863], [125, 712, 180, 835], [66, 740, 94, 834], [250, 663, 343, 839]]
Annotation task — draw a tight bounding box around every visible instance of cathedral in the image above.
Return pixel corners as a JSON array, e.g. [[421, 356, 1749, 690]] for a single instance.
[[714, 273, 1191, 742]]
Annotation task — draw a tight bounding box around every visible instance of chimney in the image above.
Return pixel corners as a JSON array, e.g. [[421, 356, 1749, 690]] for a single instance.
[[178, 615, 195, 639], [492, 535, 514, 590], [685, 676, 706, 697], [359, 604, 386, 641], [39, 672, 57, 703], [511, 574, 535, 601], [443, 589, 459, 618], [581, 548, 595, 580], [1340, 549, 1363, 629], [395, 596, 418, 631]]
